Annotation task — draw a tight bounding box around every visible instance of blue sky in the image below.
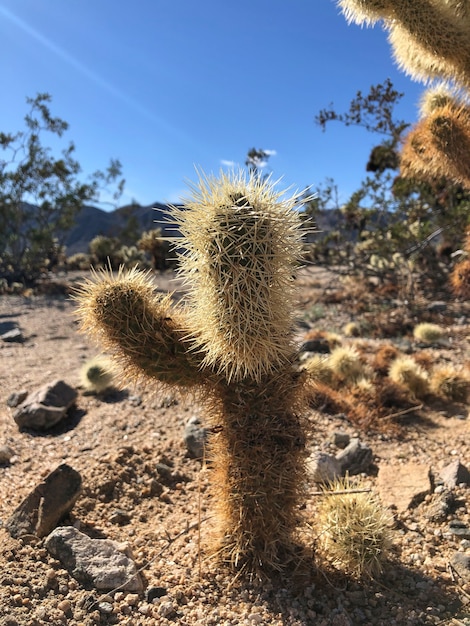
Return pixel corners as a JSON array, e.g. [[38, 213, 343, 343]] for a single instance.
[[0, 0, 425, 209]]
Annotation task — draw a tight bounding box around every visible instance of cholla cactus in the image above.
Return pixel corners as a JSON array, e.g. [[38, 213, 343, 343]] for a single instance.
[[401, 99, 470, 188], [413, 322, 444, 344], [80, 355, 115, 393], [316, 477, 393, 577], [430, 365, 470, 401], [75, 170, 311, 574], [329, 345, 367, 384], [336, 0, 470, 189], [389, 356, 429, 398]]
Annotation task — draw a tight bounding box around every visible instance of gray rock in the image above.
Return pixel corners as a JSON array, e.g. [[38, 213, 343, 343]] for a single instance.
[[308, 452, 342, 484], [332, 432, 350, 449], [6, 464, 82, 538], [427, 301, 447, 313], [300, 339, 331, 354], [448, 520, 470, 540], [335, 438, 373, 475], [0, 445, 15, 464], [45, 526, 143, 591], [6, 390, 28, 408], [184, 416, 207, 459], [13, 380, 78, 430], [423, 489, 454, 523], [439, 459, 470, 488], [1, 328, 24, 342], [450, 552, 470, 583]]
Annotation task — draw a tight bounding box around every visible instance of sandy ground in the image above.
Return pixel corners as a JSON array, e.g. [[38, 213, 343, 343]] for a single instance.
[[0, 267, 469, 626]]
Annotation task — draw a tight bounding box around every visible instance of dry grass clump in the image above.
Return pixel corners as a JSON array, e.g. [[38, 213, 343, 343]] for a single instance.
[[315, 478, 393, 578], [430, 365, 470, 402], [308, 381, 352, 416], [389, 356, 430, 399], [372, 343, 399, 375], [80, 355, 115, 393], [413, 322, 444, 344]]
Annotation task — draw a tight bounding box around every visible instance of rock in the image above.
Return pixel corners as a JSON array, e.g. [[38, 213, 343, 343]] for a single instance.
[[448, 520, 470, 540], [146, 586, 168, 602], [45, 526, 143, 592], [331, 432, 350, 449], [300, 339, 331, 354], [376, 462, 432, 512], [308, 452, 341, 484], [439, 459, 470, 488], [184, 416, 207, 459], [5, 464, 82, 538], [335, 438, 373, 475], [0, 321, 23, 342], [6, 390, 28, 408], [450, 552, 470, 583], [423, 489, 454, 523], [0, 445, 15, 464], [427, 301, 447, 313], [13, 380, 78, 430], [1, 328, 24, 342], [109, 509, 132, 526]]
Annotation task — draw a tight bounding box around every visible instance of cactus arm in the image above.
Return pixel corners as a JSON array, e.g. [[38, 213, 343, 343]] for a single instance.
[[74, 267, 204, 388]]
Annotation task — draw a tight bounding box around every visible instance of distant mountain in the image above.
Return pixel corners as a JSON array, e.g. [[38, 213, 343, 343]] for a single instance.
[[64, 202, 176, 255], [60, 202, 392, 255]]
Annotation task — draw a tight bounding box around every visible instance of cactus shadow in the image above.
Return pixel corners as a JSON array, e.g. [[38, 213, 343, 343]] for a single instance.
[[258, 557, 462, 624]]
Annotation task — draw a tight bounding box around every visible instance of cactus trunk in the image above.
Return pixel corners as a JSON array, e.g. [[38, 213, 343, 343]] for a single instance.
[[208, 372, 307, 572]]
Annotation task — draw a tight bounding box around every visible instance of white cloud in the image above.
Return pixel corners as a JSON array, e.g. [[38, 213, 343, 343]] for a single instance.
[[221, 159, 237, 167]]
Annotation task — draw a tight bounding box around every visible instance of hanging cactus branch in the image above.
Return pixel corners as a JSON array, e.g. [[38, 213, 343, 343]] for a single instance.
[[336, 0, 470, 190]]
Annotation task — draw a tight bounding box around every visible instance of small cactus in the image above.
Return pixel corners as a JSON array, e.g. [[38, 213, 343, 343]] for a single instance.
[[430, 365, 470, 402], [316, 477, 393, 578], [329, 345, 366, 385], [388, 356, 429, 399], [80, 355, 115, 393], [413, 322, 444, 344]]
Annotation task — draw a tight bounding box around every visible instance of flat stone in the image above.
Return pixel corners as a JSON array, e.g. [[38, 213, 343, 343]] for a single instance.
[[376, 462, 432, 512], [45, 526, 143, 591], [13, 380, 77, 430], [6, 464, 82, 538]]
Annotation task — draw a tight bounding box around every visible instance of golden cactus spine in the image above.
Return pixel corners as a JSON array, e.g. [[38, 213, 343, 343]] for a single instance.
[[75, 171, 310, 575]]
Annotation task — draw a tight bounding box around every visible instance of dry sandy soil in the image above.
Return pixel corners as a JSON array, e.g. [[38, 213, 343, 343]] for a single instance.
[[0, 266, 469, 626]]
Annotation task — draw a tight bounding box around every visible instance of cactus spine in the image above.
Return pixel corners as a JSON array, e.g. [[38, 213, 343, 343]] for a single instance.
[[75, 171, 310, 574]]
